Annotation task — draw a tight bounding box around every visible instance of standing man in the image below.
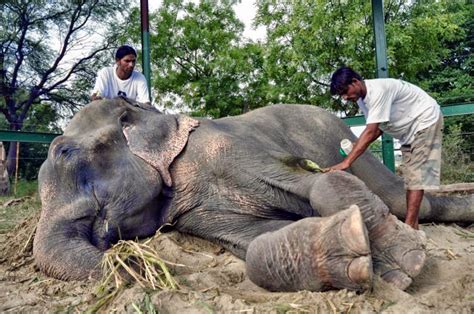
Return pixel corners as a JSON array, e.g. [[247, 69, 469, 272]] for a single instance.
[[325, 66, 443, 230], [91, 45, 150, 104]]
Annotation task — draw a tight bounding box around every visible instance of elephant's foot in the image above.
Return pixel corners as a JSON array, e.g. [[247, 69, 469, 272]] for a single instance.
[[246, 205, 373, 292], [370, 214, 426, 289]]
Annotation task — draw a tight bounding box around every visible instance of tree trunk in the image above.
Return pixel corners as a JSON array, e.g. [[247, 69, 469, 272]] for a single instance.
[[0, 142, 10, 195], [6, 117, 23, 178], [6, 141, 18, 179]]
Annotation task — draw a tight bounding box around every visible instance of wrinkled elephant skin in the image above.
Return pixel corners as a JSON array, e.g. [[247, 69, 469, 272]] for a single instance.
[[33, 98, 473, 291]]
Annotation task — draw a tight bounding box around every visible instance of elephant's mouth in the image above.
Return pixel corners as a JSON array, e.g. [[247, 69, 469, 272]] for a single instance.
[[84, 145, 169, 249], [90, 186, 170, 250]]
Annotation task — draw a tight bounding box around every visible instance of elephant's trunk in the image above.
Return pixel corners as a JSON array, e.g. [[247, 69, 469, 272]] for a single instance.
[[33, 222, 103, 280], [33, 190, 104, 281]]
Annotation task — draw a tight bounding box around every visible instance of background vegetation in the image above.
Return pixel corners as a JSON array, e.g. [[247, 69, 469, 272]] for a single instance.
[[1, 0, 472, 185]]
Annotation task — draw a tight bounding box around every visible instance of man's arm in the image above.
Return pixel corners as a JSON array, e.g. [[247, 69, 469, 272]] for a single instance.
[[325, 123, 382, 171], [90, 68, 107, 101]]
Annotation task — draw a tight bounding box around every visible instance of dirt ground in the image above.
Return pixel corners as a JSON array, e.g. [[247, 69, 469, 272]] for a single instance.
[[0, 196, 473, 313]]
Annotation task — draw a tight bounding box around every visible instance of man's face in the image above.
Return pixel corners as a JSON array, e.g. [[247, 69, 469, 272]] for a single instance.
[[116, 54, 136, 79], [340, 79, 364, 102]]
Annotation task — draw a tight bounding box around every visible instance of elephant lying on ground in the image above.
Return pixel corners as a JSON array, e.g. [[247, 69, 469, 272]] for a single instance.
[[33, 98, 473, 292]]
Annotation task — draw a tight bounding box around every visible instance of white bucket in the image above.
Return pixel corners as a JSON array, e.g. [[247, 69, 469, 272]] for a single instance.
[[339, 139, 353, 157]]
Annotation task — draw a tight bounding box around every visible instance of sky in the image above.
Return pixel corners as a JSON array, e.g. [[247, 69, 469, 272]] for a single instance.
[[147, 0, 266, 41], [233, 1, 266, 40]]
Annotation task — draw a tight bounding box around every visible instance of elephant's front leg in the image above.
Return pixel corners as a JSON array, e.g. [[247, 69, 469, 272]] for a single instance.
[[308, 171, 426, 290], [246, 206, 373, 292]]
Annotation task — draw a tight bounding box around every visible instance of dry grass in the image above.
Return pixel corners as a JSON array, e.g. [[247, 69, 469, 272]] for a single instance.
[[98, 234, 182, 292], [87, 234, 184, 312]]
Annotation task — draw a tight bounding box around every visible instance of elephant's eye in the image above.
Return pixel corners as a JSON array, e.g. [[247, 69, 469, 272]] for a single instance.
[[76, 164, 94, 194], [119, 111, 131, 128], [53, 143, 79, 161]]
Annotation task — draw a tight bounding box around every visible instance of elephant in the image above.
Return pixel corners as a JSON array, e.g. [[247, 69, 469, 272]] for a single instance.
[[33, 98, 473, 292]]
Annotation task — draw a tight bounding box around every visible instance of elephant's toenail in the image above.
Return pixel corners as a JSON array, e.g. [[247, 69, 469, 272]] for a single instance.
[[347, 256, 373, 289], [340, 205, 370, 255], [381, 269, 413, 290]]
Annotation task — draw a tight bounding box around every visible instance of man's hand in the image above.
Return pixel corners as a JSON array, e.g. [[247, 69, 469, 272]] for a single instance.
[[91, 93, 103, 101], [323, 160, 351, 172], [323, 123, 382, 173]]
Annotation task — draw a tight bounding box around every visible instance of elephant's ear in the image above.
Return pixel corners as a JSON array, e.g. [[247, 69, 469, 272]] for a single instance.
[[121, 109, 199, 187]]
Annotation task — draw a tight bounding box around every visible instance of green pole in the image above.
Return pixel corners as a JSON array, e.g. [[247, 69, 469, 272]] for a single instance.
[[372, 0, 395, 172], [140, 0, 152, 102]]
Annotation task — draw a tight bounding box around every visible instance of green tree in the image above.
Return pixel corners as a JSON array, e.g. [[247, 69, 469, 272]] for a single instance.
[[255, 0, 375, 115], [151, 0, 241, 116], [417, 2, 473, 159], [127, 0, 269, 118], [0, 0, 132, 175], [254, 0, 470, 115]]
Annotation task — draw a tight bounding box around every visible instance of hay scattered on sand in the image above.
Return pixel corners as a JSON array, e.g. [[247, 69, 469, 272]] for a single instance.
[[99, 234, 182, 291]]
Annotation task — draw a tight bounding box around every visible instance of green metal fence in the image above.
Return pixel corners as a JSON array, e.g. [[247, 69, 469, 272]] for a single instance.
[[0, 130, 60, 144]]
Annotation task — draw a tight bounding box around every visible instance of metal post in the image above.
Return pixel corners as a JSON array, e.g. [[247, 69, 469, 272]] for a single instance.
[[140, 0, 152, 102], [372, 0, 395, 172]]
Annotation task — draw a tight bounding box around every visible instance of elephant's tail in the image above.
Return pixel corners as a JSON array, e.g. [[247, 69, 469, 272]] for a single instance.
[[421, 192, 474, 223]]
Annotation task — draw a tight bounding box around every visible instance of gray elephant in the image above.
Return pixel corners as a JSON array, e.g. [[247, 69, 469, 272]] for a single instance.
[[33, 98, 473, 292]]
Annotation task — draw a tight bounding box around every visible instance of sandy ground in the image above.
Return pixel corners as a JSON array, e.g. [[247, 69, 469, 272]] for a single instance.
[[0, 200, 473, 313]]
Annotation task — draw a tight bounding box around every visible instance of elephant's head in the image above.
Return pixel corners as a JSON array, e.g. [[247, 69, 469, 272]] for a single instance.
[[33, 98, 198, 280]]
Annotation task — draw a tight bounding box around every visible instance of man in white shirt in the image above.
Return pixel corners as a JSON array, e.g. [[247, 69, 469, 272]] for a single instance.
[[91, 45, 150, 104], [325, 67, 443, 230]]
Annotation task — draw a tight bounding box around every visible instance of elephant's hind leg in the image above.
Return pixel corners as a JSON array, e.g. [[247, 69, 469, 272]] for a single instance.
[[245, 206, 373, 292], [309, 171, 426, 290]]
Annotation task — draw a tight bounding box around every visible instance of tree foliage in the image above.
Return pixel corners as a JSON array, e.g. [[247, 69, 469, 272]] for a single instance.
[[254, 0, 471, 116], [117, 1, 472, 120], [418, 2, 473, 154], [255, 0, 375, 114], [123, 0, 271, 118], [154, 0, 261, 117]]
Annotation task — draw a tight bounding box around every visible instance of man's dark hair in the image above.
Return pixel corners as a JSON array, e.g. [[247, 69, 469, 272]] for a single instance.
[[330, 66, 363, 95], [115, 45, 137, 60]]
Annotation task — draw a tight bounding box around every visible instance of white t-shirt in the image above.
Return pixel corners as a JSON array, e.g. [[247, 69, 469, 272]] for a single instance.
[[92, 66, 150, 103], [357, 79, 440, 145]]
